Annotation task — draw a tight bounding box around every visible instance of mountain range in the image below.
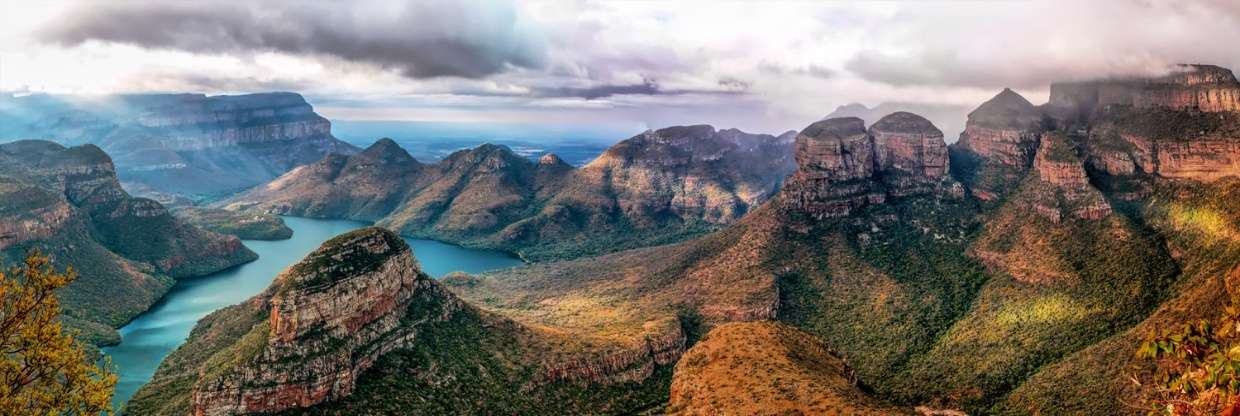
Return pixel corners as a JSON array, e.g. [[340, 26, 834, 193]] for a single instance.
[[4, 62, 1240, 415], [0, 92, 357, 201], [118, 63, 1240, 415], [0, 140, 256, 346], [223, 125, 798, 261]]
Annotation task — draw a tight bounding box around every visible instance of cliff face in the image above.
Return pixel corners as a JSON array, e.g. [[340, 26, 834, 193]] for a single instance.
[[950, 88, 1045, 200], [1050, 64, 1240, 117], [226, 125, 797, 261], [1028, 133, 1113, 223], [190, 228, 459, 416], [0, 92, 358, 199], [0, 140, 255, 345], [782, 113, 959, 219]]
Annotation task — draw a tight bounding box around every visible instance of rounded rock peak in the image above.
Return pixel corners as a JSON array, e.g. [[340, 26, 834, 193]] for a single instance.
[[869, 111, 942, 136], [799, 117, 867, 140], [283, 226, 413, 291]]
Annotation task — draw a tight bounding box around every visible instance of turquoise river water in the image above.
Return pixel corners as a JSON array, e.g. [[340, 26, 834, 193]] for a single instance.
[[100, 216, 523, 410]]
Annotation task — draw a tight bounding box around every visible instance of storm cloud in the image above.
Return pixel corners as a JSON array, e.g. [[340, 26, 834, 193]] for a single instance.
[[39, 0, 547, 79]]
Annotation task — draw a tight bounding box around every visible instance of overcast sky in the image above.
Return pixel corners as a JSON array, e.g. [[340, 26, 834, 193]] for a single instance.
[[2, 0, 1239, 136]]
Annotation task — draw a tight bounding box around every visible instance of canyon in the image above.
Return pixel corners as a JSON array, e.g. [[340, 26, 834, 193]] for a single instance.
[[0, 92, 357, 200], [0, 140, 256, 346], [42, 63, 1240, 415]]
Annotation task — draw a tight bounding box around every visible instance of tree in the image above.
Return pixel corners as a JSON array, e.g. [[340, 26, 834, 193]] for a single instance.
[[1138, 300, 1240, 415], [0, 251, 116, 415]]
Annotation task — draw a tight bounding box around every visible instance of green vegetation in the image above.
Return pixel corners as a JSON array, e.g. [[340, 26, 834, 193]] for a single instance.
[[171, 207, 293, 240], [1137, 304, 1240, 415], [777, 195, 990, 405], [295, 307, 672, 415]]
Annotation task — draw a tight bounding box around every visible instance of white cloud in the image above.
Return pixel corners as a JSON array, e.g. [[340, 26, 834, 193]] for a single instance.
[[2, 0, 1239, 137]]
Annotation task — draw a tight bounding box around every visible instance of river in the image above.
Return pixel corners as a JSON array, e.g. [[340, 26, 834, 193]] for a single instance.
[[100, 216, 524, 410]]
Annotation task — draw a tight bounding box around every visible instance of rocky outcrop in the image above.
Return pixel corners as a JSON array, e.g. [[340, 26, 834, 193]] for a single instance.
[[1029, 133, 1112, 222], [783, 113, 959, 219], [541, 318, 686, 385], [227, 125, 797, 261], [0, 140, 255, 344], [951, 88, 1045, 200], [0, 92, 358, 199], [1050, 64, 1240, 117], [870, 111, 952, 197], [190, 228, 462, 416]]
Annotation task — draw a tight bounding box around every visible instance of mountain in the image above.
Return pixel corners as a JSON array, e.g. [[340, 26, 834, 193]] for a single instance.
[[133, 64, 1240, 415], [224, 126, 798, 261], [127, 227, 681, 415], [824, 101, 971, 143], [0, 140, 256, 345], [0, 92, 359, 200]]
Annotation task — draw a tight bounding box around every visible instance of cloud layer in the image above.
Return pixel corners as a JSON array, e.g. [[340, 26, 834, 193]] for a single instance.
[[6, 0, 1240, 137], [40, 0, 546, 79]]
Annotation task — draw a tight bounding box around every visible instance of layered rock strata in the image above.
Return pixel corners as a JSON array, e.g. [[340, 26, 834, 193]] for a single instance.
[[0, 92, 358, 198], [190, 228, 461, 416], [1029, 133, 1112, 222], [783, 113, 959, 219]]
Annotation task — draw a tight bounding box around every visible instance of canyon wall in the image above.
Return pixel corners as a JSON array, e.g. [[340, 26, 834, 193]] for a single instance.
[[191, 228, 462, 416], [782, 113, 959, 219]]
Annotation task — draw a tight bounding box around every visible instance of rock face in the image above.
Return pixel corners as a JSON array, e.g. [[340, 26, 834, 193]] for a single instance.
[[1050, 64, 1240, 117], [0, 140, 255, 343], [870, 111, 952, 196], [783, 113, 959, 218], [951, 88, 1045, 199], [0, 92, 358, 199], [190, 228, 461, 416], [1029, 133, 1112, 222], [226, 125, 797, 261]]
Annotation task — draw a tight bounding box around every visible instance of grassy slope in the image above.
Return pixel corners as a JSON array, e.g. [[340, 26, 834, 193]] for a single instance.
[[1000, 179, 1240, 415], [887, 177, 1176, 412], [776, 195, 990, 404], [668, 321, 909, 415]]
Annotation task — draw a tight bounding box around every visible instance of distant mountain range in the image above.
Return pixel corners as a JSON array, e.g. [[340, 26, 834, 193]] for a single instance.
[[0, 92, 357, 201]]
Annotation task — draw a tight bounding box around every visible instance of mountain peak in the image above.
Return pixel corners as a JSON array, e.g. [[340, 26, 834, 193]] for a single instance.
[[800, 117, 867, 141], [283, 226, 413, 293], [869, 111, 942, 136], [359, 138, 417, 164]]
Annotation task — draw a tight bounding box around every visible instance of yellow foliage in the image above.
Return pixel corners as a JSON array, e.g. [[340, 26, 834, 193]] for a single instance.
[[0, 251, 117, 415]]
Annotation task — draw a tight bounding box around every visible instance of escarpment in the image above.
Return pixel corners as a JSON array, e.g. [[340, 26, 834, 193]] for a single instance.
[[782, 113, 960, 219], [227, 125, 796, 261], [0, 92, 358, 199], [189, 228, 460, 416], [1050, 64, 1240, 117], [0, 140, 255, 345]]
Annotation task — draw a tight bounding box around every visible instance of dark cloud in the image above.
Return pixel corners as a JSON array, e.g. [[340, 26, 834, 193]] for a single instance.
[[531, 77, 750, 100], [39, 0, 546, 79]]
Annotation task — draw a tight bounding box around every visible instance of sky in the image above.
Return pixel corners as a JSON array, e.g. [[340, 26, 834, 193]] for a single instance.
[[3, 0, 1239, 137]]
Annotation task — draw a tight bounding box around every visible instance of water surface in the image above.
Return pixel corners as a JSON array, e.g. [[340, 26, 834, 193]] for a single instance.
[[101, 217, 523, 410]]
